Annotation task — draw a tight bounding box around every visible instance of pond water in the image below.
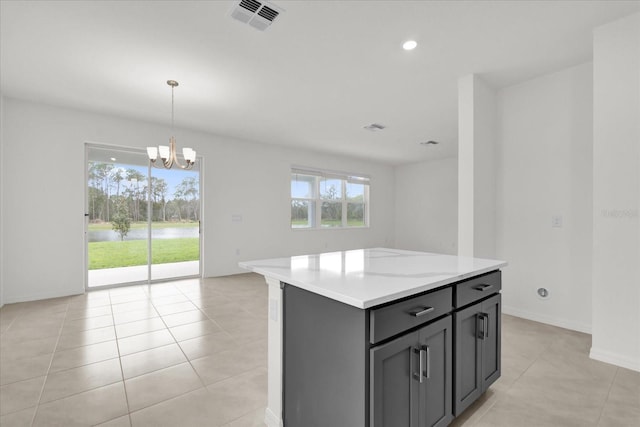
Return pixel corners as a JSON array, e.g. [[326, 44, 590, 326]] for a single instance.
[[89, 227, 198, 242]]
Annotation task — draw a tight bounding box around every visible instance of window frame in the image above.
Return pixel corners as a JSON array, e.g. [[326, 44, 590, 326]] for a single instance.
[[290, 167, 370, 230]]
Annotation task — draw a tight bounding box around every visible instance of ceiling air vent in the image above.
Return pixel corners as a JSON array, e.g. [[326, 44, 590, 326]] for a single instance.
[[364, 123, 386, 132], [230, 0, 284, 31]]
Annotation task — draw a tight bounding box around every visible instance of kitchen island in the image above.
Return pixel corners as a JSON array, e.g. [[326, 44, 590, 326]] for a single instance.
[[240, 248, 507, 427]]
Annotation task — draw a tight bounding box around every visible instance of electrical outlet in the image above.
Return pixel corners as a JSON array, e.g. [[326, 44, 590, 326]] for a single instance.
[[552, 215, 563, 228], [235, 248, 240, 256]]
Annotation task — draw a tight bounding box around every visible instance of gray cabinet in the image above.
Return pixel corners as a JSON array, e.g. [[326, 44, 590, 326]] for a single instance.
[[371, 316, 453, 427], [282, 270, 502, 427], [370, 330, 418, 427], [454, 293, 501, 416]]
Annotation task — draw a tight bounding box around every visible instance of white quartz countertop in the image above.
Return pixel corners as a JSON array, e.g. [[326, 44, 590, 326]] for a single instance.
[[239, 248, 507, 309]]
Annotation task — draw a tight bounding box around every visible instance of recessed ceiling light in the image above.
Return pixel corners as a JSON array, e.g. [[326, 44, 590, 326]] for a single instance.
[[403, 40, 417, 50], [110, 157, 117, 161]]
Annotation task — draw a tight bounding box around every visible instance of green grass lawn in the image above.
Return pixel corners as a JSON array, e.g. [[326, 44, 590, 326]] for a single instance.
[[291, 219, 366, 227], [89, 238, 199, 269], [88, 221, 198, 231]]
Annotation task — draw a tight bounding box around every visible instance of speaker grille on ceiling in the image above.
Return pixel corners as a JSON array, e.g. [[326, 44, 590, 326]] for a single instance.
[[230, 0, 284, 31]]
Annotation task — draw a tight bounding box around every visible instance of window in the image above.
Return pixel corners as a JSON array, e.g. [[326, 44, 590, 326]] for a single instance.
[[291, 167, 369, 229]]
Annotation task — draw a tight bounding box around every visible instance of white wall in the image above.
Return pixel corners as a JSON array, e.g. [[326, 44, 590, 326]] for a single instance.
[[458, 75, 497, 259], [591, 13, 640, 371], [0, 94, 4, 308], [473, 78, 497, 259], [394, 157, 457, 254], [0, 97, 395, 303], [496, 62, 593, 333]]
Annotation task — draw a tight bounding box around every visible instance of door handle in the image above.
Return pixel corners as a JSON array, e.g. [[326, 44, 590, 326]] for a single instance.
[[408, 306, 435, 317], [473, 284, 494, 292]]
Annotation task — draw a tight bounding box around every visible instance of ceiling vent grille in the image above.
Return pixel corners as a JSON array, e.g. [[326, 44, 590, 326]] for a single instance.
[[230, 0, 284, 31], [364, 123, 386, 132]]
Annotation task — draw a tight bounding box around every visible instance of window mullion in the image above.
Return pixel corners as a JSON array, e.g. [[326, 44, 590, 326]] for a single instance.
[[342, 179, 347, 227], [315, 176, 321, 228]]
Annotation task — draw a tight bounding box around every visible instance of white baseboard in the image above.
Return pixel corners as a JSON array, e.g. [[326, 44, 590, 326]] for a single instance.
[[590, 347, 640, 372], [264, 408, 283, 427], [3, 287, 84, 304], [502, 305, 592, 334]]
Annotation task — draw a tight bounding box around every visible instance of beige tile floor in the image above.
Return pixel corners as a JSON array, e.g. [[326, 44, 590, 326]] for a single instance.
[[1, 273, 638, 426], [1, 274, 267, 427]]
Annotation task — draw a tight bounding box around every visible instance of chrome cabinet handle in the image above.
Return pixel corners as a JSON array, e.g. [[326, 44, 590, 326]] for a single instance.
[[419, 347, 427, 383], [409, 306, 435, 317], [478, 313, 489, 339], [423, 345, 431, 379], [473, 284, 494, 292], [477, 313, 485, 339], [484, 314, 489, 339], [412, 347, 423, 383]]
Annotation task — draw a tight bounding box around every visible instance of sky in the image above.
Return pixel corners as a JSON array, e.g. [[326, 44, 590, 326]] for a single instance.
[[110, 163, 199, 197]]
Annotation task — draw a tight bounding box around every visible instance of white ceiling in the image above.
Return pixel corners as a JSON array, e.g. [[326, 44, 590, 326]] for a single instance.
[[1, 1, 638, 165]]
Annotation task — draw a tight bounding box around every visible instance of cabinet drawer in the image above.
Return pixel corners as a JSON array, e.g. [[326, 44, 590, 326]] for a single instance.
[[454, 271, 501, 308], [370, 287, 452, 344]]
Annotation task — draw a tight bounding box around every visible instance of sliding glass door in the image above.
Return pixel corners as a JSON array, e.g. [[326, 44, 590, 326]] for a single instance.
[[85, 144, 201, 288], [149, 166, 200, 281]]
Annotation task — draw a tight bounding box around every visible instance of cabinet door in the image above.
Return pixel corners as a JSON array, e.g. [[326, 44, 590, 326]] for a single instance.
[[371, 331, 420, 427], [419, 316, 453, 427], [453, 303, 482, 416], [480, 294, 501, 391]]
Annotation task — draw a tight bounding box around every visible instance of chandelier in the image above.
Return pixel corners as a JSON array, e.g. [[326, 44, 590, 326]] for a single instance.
[[147, 80, 196, 169]]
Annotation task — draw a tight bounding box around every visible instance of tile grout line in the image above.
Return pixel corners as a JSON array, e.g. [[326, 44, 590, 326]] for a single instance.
[[107, 290, 134, 427], [116, 283, 214, 418], [1, 278, 267, 425], [148, 283, 212, 391], [595, 366, 619, 426], [463, 317, 557, 427], [28, 297, 72, 427], [0, 307, 19, 336]]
